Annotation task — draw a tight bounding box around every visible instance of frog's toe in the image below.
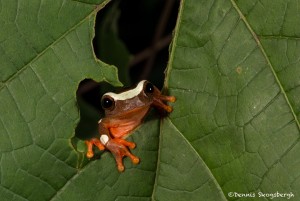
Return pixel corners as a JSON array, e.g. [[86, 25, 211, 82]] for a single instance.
[[159, 95, 176, 103], [129, 154, 140, 164], [85, 138, 105, 159], [115, 155, 125, 172], [106, 138, 140, 172], [114, 138, 136, 149]]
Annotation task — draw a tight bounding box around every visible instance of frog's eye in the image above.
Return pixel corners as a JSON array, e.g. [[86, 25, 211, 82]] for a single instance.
[[101, 96, 115, 110], [144, 82, 154, 94]]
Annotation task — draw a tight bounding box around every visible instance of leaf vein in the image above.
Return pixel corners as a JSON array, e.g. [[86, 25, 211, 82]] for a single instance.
[[0, 5, 98, 91], [0, 185, 28, 201], [167, 118, 228, 200], [231, 0, 300, 131]]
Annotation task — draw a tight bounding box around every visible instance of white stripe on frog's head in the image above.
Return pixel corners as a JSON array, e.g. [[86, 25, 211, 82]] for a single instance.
[[103, 80, 146, 101]]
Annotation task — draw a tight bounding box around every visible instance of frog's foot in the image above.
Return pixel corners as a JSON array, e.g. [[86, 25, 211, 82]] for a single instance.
[[153, 94, 176, 113], [85, 138, 105, 158], [106, 138, 140, 172]]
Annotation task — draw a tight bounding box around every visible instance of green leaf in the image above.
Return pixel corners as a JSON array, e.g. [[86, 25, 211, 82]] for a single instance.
[[1, 0, 300, 201], [160, 0, 300, 200]]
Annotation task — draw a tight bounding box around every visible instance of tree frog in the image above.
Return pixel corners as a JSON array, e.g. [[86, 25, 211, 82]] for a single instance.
[[85, 80, 176, 172]]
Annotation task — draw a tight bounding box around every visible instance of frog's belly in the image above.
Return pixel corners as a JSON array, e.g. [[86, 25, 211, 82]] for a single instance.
[[109, 121, 142, 138], [109, 107, 150, 138]]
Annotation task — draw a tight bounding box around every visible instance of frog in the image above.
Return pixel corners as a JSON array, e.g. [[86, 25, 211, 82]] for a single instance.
[[85, 80, 176, 172]]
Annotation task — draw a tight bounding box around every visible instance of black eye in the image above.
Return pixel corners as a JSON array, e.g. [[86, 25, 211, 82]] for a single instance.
[[145, 82, 154, 94], [101, 97, 114, 109]]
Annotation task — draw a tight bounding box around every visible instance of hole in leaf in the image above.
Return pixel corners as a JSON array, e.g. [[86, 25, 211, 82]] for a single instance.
[[93, 0, 180, 86], [74, 0, 179, 156], [75, 79, 102, 141]]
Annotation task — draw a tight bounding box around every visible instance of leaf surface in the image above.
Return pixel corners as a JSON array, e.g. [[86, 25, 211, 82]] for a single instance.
[[157, 0, 300, 200]]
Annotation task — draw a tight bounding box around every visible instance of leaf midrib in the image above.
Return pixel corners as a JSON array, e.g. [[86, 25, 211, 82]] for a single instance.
[[230, 0, 300, 130], [169, 118, 228, 200], [156, 0, 227, 199]]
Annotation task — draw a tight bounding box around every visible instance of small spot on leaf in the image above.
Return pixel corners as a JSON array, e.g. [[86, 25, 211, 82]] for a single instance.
[[236, 66, 242, 74]]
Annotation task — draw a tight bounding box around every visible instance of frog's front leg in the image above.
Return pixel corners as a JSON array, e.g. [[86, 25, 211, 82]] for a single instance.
[[85, 120, 139, 172], [85, 138, 105, 158], [105, 138, 140, 172]]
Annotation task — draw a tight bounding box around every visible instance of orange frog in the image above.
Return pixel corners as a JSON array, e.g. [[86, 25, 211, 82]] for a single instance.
[[85, 80, 176, 172]]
